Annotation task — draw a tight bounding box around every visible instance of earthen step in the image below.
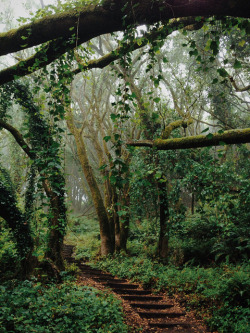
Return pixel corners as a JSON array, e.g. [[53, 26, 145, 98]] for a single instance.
[[138, 311, 186, 319], [113, 289, 151, 295], [130, 303, 173, 309], [122, 295, 163, 301]]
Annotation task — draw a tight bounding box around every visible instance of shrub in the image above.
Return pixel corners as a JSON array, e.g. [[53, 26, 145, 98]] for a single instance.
[[0, 280, 128, 333], [0, 224, 20, 280]]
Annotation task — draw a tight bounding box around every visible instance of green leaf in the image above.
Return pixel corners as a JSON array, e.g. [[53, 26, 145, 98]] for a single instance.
[[110, 113, 118, 121], [206, 133, 214, 139], [117, 210, 127, 217], [153, 97, 161, 103], [217, 68, 229, 78], [238, 40, 246, 47], [210, 40, 219, 55], [103, 136, 111, 142], [155, 171, 162, 179], [233, 60, 242, 69]]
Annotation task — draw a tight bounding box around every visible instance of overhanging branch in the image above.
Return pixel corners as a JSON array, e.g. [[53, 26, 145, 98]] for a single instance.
[[0, 0, 249, 57], [0, 17, 199, 85], [127, 128, 250, 150]]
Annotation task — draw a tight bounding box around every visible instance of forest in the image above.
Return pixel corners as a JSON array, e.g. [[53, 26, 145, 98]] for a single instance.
[[0, 0, 249, 332]]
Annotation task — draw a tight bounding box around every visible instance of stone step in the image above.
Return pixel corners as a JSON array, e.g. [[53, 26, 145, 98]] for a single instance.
[[145, 328, 196, 333], [106, 282, 139, 289], [102, 279, 128, 284], [90, 274, 115, 280], [122, 295, 163, 301], [113, 289, 151, 295], [138, 311, 186, 319], [80, 269, 106, 275], [130, 303, 173, 309], [149, 322, 192, 329]]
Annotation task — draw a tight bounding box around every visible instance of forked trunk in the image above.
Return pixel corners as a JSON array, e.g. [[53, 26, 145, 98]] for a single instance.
[[66, 111, 114, 255]]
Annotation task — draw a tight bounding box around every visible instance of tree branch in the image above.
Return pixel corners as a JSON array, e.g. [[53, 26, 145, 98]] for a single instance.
[[0, 119, 35, 159], [161, 118, 193, 139], [127, 128, 250, 150], [0, 0, 248, 57], [229, 76, 250, 92], [0, 17, 198, 85]]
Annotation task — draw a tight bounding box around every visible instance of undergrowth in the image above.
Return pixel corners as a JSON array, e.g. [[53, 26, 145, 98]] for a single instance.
[[94, 255, 249, 333], [65, 216, 100, 260], [0, 279, 128, 333]]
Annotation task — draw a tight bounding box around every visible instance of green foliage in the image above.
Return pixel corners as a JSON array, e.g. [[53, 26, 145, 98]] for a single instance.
[[65, 216, 100, 260], [94, 255, 249, 333], [178, 146, 250, 264], [0, 165, 33, 258], [0, 224, 20, 280], [0, 280, 128, 332], [128, 219, 158, 258]]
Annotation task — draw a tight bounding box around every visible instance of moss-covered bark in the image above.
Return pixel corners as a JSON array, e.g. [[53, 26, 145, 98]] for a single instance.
[[0, 166, 34, 276], [0, 2, 249, 85], [0, 0, 248, 57], [128, 128, 250, 150], [66, 108, 114, 255]]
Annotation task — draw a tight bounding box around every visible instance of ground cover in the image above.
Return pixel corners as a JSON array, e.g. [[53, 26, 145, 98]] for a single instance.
[[0, 278, 129, 332]]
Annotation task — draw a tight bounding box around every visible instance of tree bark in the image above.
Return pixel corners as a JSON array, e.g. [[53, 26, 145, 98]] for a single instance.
[[127, 128, 250, 150], [0, 167, 35, 277], [0, 0, 248, 57], [66, 109, 114, 255]]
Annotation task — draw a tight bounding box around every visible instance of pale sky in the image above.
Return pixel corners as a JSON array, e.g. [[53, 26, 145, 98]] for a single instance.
[[0, 0, 58, 32]]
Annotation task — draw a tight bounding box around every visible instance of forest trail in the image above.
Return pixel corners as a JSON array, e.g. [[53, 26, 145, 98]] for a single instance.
[[63, 245, 208, 333]]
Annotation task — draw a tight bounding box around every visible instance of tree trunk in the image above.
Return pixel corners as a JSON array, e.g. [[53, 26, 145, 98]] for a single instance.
[[0, 167, 35, 277], [66, 110, 114, 255], [191, 192, 195, 215], [45, 194, 65, 270], [157, 179, 170, 260]]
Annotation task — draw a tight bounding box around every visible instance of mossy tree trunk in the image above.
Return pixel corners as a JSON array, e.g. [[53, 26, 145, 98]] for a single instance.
[[66, 108, 114, 255], [1, 82, 67, 271], [0, 166, 35, 277]]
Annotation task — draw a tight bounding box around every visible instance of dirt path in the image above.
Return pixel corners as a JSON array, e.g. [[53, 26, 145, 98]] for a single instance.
[[63, 245, 208, 333]]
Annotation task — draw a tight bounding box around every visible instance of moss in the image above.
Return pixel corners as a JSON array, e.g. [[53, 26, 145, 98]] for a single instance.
[[154, 128, 250, 150]]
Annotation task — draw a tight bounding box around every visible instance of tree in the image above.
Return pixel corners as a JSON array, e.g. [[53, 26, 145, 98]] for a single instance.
[[0, 164, 34, 276], [0, 1, 249, 83], [0, 0, 249, 265], [0, 1, 249, 145]]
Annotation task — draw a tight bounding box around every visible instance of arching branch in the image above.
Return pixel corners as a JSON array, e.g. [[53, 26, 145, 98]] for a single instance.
[[0, 17, 200, 85], [0, 119, 35, 159], [0, 0, 248, 57]]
